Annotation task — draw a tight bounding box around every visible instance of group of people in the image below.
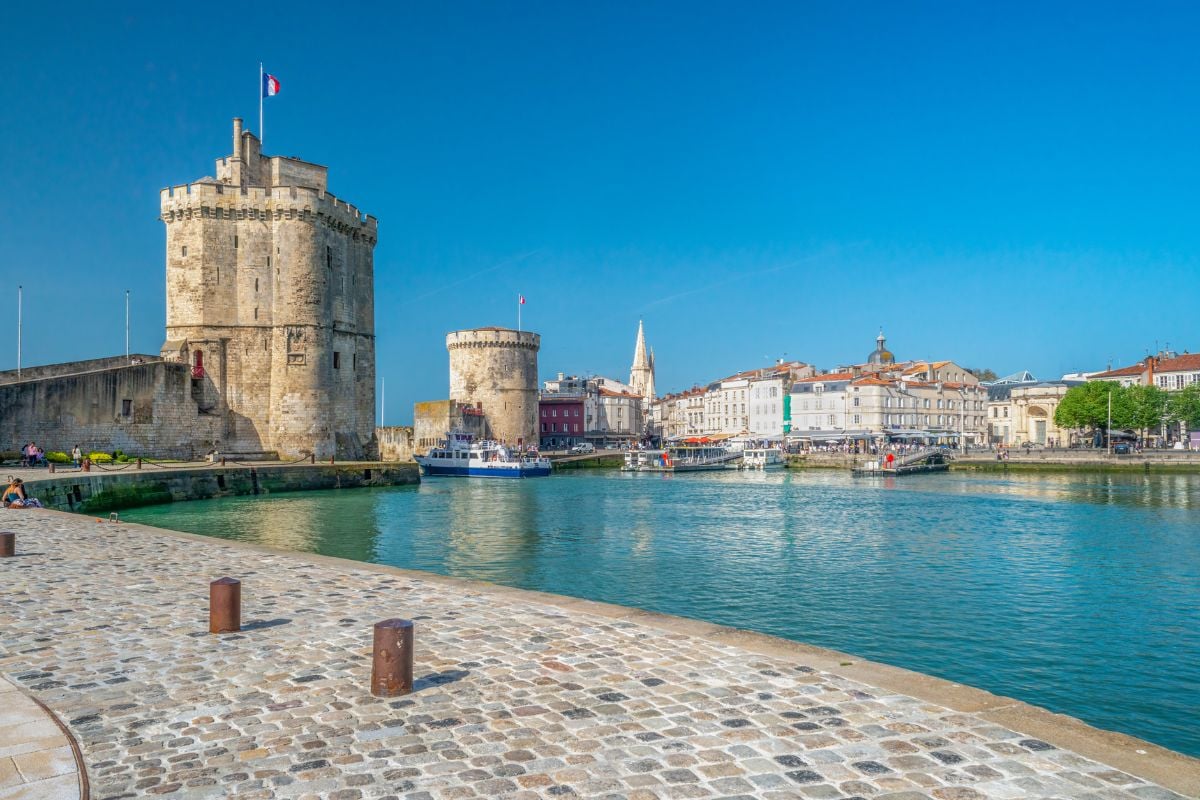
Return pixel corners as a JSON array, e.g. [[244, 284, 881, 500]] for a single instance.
[[17, 443, 85, 468], [3, 477, 42, 508]]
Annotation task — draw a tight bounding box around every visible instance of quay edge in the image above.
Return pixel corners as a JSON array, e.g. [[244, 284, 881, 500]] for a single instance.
[[17, 462, 420, 513]]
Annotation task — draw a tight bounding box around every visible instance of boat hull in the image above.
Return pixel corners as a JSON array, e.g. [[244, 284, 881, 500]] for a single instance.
[[417, 463, 551, 478]]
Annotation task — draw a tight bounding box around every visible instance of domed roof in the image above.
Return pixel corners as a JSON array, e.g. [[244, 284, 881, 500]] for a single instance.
[[867, 330, 895, 365]]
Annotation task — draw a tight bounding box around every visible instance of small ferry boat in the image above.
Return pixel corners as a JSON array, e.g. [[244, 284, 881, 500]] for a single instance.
[[623, 444, 739, 473], [741, 447, 785, 469], [415, 430, 551, 479]]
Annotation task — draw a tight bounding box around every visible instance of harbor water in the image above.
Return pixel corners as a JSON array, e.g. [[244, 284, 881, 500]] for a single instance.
[[121, 469, 1200, 757]]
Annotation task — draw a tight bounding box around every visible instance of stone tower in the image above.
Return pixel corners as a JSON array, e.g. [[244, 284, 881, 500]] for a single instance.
[[629, 320, 656, 406], [446, 328, 539, 445], [160, 118, 378, 459]]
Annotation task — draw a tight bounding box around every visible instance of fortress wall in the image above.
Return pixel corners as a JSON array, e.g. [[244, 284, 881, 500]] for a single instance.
[[0, 362, 220, 459], [377, 426, 415, 462], [0, 355, 161, 386]]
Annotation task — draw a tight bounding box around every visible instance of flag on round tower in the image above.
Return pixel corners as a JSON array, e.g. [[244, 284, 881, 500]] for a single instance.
[[519, 295, 526, 305], [262, 73, 281, 98]]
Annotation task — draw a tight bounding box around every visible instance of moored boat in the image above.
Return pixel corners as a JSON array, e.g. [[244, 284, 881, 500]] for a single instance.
[[741, 447, 785, 469], [623, 444, 739, 472], [415, 430, 551, 478]]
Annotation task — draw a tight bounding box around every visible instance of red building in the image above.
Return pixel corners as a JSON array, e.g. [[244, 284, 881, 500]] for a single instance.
[[539, 396, 585, 449]]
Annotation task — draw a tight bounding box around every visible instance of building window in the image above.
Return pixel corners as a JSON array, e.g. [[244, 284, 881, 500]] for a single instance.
[[333, 352, 341, 369], [121, 399, 132, 417], [541, 423, 547, 432], [853, 397, 860, 407], [552, 409, 557, 417], [574, 423, 580, 432]]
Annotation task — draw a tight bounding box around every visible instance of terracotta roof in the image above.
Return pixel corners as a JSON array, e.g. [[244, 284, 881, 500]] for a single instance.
[[1155, 353, 1200, 373], [599, 388, 640, 398], [1092, 362, 1146, 378]]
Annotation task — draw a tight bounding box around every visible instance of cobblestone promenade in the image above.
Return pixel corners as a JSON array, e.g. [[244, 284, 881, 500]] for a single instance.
[[0, 511, 1192, 799]]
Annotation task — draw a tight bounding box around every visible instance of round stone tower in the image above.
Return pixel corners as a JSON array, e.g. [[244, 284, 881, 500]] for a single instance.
[[446, 328, 540, 445]]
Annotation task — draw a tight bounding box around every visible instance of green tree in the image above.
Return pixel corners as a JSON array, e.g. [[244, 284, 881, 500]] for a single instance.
[[1055, 381, 1121, 432], [968, 367, 999, 382], [1124, 385, 1167, 442], [1168, 383, 1200, 429]]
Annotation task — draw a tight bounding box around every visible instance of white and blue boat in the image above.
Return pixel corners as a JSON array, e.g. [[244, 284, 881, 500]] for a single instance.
[[415, 430, 552, 479]]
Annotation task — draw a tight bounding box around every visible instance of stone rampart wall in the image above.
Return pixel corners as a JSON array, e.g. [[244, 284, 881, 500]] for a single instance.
[[377, 426, 415, 462], [0, 355, 161, 386], [0, 362, 220, 458], [26, 462, 419, 513]]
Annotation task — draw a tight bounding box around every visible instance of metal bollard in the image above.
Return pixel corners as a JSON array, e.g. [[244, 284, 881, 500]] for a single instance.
[[209, 577, 241, 633], [371, 619, 414, 697], [310, 453, 315, 465], [48, 463, 55, 474], [82, 459, 91, 473], [221, 457, 226, 467], [136, 458, 142, 470], [0, 532, 14, 558], [330, 455, 335, 465]]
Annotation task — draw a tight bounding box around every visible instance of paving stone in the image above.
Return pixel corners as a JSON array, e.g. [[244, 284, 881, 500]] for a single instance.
[[0, 512, 1187, 799]]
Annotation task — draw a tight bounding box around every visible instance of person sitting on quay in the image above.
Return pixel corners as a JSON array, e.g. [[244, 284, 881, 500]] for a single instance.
[[23, 442, 45, 468], [3, 478, 42, 508]]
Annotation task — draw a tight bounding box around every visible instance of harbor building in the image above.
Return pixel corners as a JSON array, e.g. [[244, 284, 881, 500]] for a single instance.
[[985, 378, 1082, 447], [538, 373, 643, 449], [160, 118, 378, 459]]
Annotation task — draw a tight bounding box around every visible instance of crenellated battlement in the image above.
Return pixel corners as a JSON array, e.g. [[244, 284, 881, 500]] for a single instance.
[[160, 182, 377, 235], [446, 328, 541, 351]]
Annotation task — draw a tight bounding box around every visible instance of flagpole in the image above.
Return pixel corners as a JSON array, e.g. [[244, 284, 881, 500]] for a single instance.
[[259, 63, 264, 144], [125, 289, 130, 361], [17, 285, 22, 379], [518, 294, 522, 333]]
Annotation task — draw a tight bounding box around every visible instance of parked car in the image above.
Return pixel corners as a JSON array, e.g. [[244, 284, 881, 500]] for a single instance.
[[1113, 443, 1132, 455], [570, 443, 595, 454]]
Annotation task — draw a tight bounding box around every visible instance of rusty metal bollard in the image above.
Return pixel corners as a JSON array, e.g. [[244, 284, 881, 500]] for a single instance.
[[82, 458, 91, 472], [48, 463, 55, 474], [136, 458, 142, 470], [209, 577, 241, 633], [371, 619, 414, 697], [0, 532, 14, 558], [310, 453, 315, 464], [330, 455, 335, 465], [221, 457, 226, 467]]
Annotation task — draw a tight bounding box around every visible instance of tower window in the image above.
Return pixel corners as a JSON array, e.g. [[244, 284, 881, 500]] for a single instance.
[[352, 353, 357, 370], [216, 267, 220, 283], [327, 246, 332, 270], [121, 399, 132, 417], [234, 235, 239, 249], [254, 278, 259, 292], [266, 256, 271, 267], [254, 307, 258, 320], [181, 246, 188, 257], [333, 352, 341, 369]]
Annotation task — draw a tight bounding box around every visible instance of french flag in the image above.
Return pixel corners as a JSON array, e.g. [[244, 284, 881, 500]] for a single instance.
[[262, 73, 281, 98]]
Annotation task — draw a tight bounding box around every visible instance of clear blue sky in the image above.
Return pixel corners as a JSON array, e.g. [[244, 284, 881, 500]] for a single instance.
[[3, 3, 1199, 422]]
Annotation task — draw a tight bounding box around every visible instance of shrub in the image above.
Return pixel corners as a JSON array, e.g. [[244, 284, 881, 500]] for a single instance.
[[45, 451, 71, 463], [88, 452, 114, 464]]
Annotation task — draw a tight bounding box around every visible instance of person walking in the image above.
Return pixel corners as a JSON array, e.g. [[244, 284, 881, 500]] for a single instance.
[[71, 444, 83, 468]]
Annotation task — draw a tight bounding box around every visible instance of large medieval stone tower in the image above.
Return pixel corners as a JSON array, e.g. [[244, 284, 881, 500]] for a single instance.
[[160, 118, 377, 459], [446, 328, 539, 445]]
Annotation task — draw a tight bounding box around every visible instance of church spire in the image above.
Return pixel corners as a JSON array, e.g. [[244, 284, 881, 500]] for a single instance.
[[632, 320, 650, 370]]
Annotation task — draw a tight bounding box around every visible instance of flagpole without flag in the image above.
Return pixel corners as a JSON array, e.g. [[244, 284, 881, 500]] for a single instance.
[[17, 285, 22, 379], [259, 63, 264, 145], [125, 289, 130, 361]]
